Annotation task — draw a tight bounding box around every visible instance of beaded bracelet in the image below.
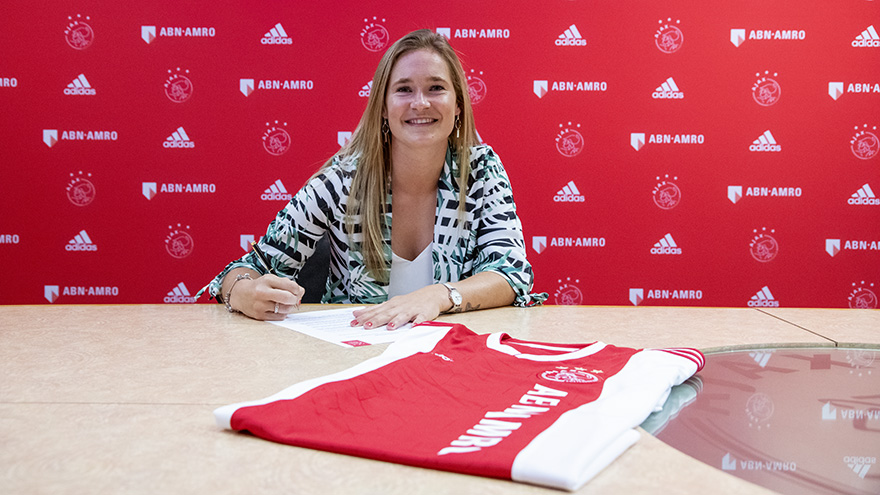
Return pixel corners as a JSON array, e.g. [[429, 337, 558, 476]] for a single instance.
[[224, 273, 252, 313]]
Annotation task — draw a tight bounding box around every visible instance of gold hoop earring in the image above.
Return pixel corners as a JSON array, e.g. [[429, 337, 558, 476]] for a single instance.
[[382, 119, 390, 144]]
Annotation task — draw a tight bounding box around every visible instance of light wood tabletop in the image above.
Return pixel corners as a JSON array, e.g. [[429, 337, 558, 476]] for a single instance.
[[1, 304, 877, 494]]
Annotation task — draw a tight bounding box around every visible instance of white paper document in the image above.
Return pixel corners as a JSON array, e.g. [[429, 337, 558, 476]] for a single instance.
[[267, 306, 417, 347]]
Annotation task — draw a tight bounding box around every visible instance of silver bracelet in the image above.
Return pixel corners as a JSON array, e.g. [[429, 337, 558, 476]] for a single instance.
[[224, 273, 252, 313]]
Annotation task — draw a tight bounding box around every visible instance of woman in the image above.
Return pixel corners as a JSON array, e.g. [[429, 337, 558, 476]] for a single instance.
[[200, 29, 544, 328]]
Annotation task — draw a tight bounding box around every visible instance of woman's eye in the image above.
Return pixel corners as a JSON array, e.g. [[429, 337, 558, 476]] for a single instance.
[[395, 86, 411, 93]]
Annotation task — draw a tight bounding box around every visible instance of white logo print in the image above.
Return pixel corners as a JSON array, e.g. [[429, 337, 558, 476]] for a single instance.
[[165, 282, 195, 303], [829, 82, 844, 100], [532, 236, 547, 254], [655, 18, 683, 53], [556, 24, 586, 46], [849, 183, 879, 205], [652, 77, 683, 99], [361, 17, 389, 52], [467, 69, 487, 104], [45, 285, 60, 303], [554, 181, 585, 202], [142, 182, 157, 200], [64, 73, 95, 95], [730, 29, 746, 47], [533, 80, 548, 98], [65, 15, 94, 50], [240, 235, 255, 253], [43, 129, 59, 148], [67, 229, 97, 252], [261, 179, 292, 201], [554, 277, 584, 305], [750, 130, 781, 152], [240, 78, 254, 97], [651, 233, 681, 255], [164, 126, 194, 148], [852, 25, 879, 47], [750, 228, 778, 262], [629, 288, 644, 306], [728, 185, 743, 204], [826, 239, 840, 257], [631, 133, 646, 151], [262, 23, 292, 45], [752, 71, 781, 106], [748, 286, 779, 307], [338, 131, 352, 147], [844, 456, 876, 479], [555, 122, 584, 157], [653, 175, 681, 209], [142, 25, 156, 44], [359, 81, 372, 98], [851, 124, 879, 159]]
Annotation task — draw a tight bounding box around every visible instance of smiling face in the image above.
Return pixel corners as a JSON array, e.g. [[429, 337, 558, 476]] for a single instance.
[[384, 49, 461, 155]]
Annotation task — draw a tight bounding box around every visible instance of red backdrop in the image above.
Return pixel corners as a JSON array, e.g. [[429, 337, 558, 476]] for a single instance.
[[1, 0, 878, 308]]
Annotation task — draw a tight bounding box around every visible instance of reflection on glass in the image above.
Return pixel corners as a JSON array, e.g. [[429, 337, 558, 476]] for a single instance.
[[643, 347, 879, 495]]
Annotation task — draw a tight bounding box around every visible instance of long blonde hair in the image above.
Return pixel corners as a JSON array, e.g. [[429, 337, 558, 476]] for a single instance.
[[321, 29, 477, 282]]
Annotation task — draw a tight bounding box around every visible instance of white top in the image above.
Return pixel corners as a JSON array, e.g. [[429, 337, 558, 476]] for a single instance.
[[387, 243, 434, 298]]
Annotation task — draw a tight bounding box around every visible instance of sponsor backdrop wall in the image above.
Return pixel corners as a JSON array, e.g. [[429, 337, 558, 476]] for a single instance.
[[1, 1, 878, 308]]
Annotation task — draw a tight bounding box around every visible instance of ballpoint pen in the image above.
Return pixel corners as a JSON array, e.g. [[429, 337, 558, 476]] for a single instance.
[[250, 241, 274, 274], [251, 241, 301, 310]]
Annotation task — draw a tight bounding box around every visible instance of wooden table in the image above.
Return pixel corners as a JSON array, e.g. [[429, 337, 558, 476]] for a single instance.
[[1, 304, 877, 494]]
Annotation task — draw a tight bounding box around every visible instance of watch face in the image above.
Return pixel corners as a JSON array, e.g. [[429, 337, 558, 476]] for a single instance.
[[451, 291, 462, 305]]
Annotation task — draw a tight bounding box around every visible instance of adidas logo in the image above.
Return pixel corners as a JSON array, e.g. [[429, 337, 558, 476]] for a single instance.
[[163, 126, 194, 148], [848, 183, 879, 205], [164, 282, 195, 303], [844, 456, 875, 479], [749, 351, 772, 367], [66, 229, 97, 252], [651, 233, 682, 254], [261, 179, 292, 201], [64, 73, 95, 95], [359, 80, 372, 98], [261, 23, 292, 45], [553, 180, 585, 202], [652, 77, 683, 99], [750, 130, 781, 152], [852, 25, 879, 47], [748, 286, 779, 307], [555, 24, 586, 46]]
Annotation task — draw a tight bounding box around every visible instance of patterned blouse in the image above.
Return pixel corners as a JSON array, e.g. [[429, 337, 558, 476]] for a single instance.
[[199, 144, 546, 307]]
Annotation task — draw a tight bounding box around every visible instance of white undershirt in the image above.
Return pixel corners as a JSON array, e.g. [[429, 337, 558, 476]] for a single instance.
[[388, 243, 434, 299]]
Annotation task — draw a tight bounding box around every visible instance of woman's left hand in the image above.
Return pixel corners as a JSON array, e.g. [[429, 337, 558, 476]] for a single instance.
[[351, 284, 450, 330]]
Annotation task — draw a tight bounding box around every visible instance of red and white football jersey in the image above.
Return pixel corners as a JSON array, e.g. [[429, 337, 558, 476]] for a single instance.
[[215, 322, 704, 491]]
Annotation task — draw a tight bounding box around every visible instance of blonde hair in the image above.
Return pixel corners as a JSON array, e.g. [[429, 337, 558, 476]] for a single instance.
[[321, 29, 477, 282]]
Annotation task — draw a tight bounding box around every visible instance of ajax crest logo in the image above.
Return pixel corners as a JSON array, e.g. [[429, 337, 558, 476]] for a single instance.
[[851, 125, 879, 160], [541, 367, 600, 384], [467, 69, 487, 105], [361, 17, 389, 52], [655, 18, 683, 53], [750, 227, 778, 262], [65, 15, 94, 50], [555, 122, 584, 157], [67, 171, 96, 206], [848, 281, 877, 309], [653, 175, 681, 209], [165, 224, 194, 259], [554, 277, 583, 305], [746, 392, 774, 430], [165, 68, 193, 103], [752, 71, 781, 106], [263, 121, 291, 156]]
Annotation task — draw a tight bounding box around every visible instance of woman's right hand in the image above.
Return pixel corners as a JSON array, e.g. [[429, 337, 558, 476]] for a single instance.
[[225, 270, 304, 321]]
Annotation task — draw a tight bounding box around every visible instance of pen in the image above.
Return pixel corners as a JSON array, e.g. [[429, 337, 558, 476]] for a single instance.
[[252, 241, 301, 310], [251, 241, 274, 274]]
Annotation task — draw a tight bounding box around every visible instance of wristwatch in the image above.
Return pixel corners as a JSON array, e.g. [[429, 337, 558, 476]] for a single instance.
[[442, 283, 462, 313]]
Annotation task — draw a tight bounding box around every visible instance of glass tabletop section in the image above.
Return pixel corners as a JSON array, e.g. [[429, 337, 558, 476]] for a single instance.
[[642, 347, 879, 495]]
